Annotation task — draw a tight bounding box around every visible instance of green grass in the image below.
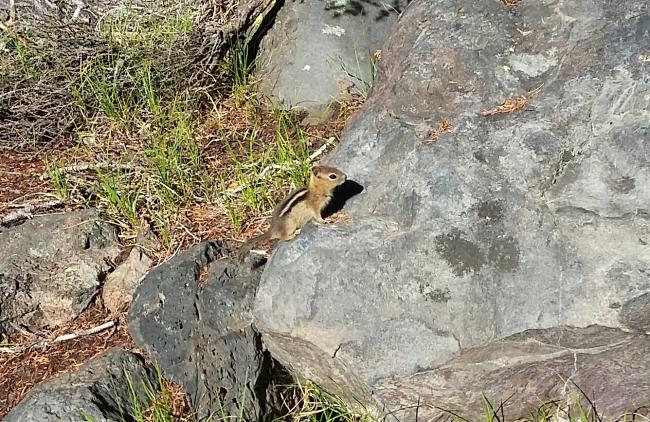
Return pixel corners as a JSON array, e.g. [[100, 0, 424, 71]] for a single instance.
[[45, 161, 70, 200], [31, 2, 342, 250], [214, 104, 312, 227], [144, 101, 200, 205], [275, 381, 376, 422], [38, 5, 206, 244], [46, 88, 318, 248], [81, 365, 177, 422], [69, 5, 196, 125], [3, 35, 38, 78], [130, 366, 177, 422], [272, 379, 648, 422], [226, 36, 257, 104], [330, 44, 380, 100], [94, 165, 141, 230]]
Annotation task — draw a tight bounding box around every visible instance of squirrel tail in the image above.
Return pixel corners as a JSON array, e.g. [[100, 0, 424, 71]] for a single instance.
[[237, 230, 272, 262]]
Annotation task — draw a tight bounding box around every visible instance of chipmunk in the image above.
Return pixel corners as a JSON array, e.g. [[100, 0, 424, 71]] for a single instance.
[[237, 165, 347, 262]]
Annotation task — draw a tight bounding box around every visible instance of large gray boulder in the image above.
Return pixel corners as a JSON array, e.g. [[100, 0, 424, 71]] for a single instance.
[[4, 348, 159, 422], [253, 0, 650, 418], [0, 209, 120, 336], [256, 0, 408, 109], [377, 326, 650, 420], [128, 241, 286, 422]]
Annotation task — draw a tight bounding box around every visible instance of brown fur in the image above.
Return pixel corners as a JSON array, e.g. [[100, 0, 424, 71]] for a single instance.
[[237, 166, 346, 261]]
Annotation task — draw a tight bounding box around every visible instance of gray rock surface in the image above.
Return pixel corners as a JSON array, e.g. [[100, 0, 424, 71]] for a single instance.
[[128, 241, 285, 421], [254, 0, 650, 417], [102, 227, 157, 314], [0, 209, 120, 336], [256, 0, 408, 109], [4, 348, 159, 422], [377, 325, 650, 420]]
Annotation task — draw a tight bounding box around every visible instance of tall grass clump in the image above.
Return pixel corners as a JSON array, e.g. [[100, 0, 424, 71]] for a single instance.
[[81, 365, 185, 422]]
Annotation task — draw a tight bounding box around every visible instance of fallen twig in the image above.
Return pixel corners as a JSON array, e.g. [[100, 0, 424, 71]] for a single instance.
[[40, 163, 132, 180], [309, 137, 336, 161], [53, 320, 115, 343], [0, 345, 20, 354], [1, 199, 64, 225], [8, 0, 16, 23]]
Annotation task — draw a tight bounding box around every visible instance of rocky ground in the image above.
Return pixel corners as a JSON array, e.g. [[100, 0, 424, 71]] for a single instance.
[[1, 0, 649, 421]]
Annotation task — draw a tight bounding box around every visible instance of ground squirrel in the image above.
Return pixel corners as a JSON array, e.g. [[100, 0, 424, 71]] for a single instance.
[[237, 165, 347, 262]]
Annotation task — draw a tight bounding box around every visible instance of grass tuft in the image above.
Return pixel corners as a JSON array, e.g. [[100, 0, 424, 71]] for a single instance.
[[81, 364, 186, 422], [275, 380, 376, 422], [226, 36, 257, 104], [45, 161, 70, 200]]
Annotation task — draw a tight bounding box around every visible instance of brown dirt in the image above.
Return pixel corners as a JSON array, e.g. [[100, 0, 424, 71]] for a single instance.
[[0, 305, 136, 419], [0, 149, 49, 211]]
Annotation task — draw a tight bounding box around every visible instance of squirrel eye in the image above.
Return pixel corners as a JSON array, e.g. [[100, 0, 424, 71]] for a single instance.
[[328, 173, 337, 180]]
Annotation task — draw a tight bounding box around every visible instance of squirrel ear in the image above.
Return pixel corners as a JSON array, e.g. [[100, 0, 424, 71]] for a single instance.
[[311, 166, 320, 176]]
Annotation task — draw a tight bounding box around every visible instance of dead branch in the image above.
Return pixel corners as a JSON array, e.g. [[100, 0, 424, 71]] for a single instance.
[[2, 320, 116, 354], [1, 199, 64, 225], [52, 320, 115, 343], [40, 163, 133, 180]]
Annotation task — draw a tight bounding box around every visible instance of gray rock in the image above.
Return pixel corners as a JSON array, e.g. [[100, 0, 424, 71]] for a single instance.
[[128, 241, 285, 422], [0, 209, 120, 336], [256, 0, 408, 109], [376, 326, 650, 421], [253, 0, 650, 417], [619, 292, 650, 333], [102, 227, 157, 315], [4, 348, 159, 422]]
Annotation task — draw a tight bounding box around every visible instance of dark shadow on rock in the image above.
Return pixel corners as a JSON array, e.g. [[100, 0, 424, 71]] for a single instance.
[[322, 179, 364, 218], [248, 253, 269, 270], [244, 0, 286, 69], [619, 292, 650, 332], [252, 337, 296, 418]]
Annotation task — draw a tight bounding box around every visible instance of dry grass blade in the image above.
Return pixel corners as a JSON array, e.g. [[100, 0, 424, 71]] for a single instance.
[[482, 85, 542, 117], [424, 120, 454, 144], [517, 27, 533, 36]]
